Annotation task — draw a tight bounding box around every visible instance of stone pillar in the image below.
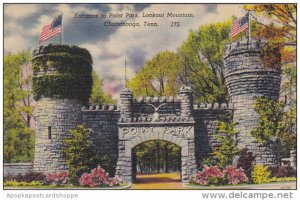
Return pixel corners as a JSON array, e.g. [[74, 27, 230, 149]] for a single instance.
[[179, 85, 193, 118], [119, 88, 133, 119], [223, 39, 281, 166], [32, 44, 93, 173], [290, 149, 296, 169]]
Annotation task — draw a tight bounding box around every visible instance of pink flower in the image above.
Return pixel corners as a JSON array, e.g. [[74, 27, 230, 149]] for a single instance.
[[223, 166, 248, 185], [79, 166, 122, 187], [46, 171, 68, 186]]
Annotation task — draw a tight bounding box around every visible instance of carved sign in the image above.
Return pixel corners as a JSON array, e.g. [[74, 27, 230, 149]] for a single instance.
[[120, 126, 193, 139]]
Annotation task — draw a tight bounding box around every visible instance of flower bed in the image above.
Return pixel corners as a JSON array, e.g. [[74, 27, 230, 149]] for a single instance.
[[79, 166, 122, 187], [4, 167, 122, 188], [191, 166, 248, 186]]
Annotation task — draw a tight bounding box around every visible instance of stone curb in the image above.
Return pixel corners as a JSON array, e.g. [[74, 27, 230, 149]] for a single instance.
[[4, 183, 132, 190]]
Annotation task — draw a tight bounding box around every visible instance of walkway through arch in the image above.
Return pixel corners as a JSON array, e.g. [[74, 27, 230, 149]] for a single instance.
[[115, 123, 196, 183]]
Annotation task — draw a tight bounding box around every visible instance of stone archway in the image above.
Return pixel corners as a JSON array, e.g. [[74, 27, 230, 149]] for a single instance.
[[115, 123, 196, 183]]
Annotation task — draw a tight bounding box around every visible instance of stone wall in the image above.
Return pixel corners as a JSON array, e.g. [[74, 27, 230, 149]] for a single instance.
[[33, 98, 82, 173], [223, 39, 282, 166], [82, 105, 120, 172], [193, 103, 234, 167], [4, 163, 33, 176]]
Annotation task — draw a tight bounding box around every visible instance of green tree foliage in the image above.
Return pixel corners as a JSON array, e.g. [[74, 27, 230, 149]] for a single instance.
[[90, 71, 116, 104], [212, 120, 239, 169], [178, 20, 232, 103], [64, 125, 113, 185], [4, 51, 35, 162], [128, 51, 182, 97], [128, 20, 232, 103], [251, 97, 296, 156], [133, 140, 181, 173], [244, 4, 296, 104]]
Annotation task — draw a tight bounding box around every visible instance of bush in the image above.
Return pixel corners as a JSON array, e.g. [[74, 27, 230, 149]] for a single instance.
[[46, 171, 68, 186], [191, 165, 248, 186], [4, 181, 42, 187], [79, 166, 121, 187], [251, 164, 271, 184], [223, 166, 248, 185], [269, 177, 296, 183], [4, 172, 46, 183], [64, 125, 115, 185], [212, 120, 239, 169], [237, 149, 255, 179], [270, 166, 296, 178], [192, 166, 224, 186]]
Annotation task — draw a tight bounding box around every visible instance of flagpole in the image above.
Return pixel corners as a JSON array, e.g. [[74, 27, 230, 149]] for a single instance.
[[60, 14, 63, 45], [125, 58, 127, 88], [248, 11, 251, 42]]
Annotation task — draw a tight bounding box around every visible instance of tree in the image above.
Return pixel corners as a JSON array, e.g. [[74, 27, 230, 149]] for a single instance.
[[64, 125, 113, 185], [90, 71, 116, 104], [244, 4, 296, 103], [128, 51, 183, 97], [244, 4, 296, 47], [178, 20, 232, 103], [4, 51, 35, 162], [133, 140, 181, 173], [244, 4, 296, 158], [212, 120, 239, 169], [251, 97, 296, 157]]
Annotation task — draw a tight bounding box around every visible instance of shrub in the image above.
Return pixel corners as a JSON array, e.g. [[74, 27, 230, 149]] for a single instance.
[[192, 166, 224, 186], [270, 166, 296, 178], [251, 164, 271, 184], [212, 120, 239, 169], [223, 166, 248, 185], [4, 181, 42, 187], [237, 149, 255, 179], [4, 172, 46, 183], [269, 177, 296, 183], [79, 166, 121, 187], [64, 125, 114, 185], [46, 171, 68, 186], [191, 166, 249, 186]]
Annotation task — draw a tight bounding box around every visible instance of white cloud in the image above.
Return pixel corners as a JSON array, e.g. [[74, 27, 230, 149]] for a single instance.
[[4, 4, 39, 19], [4, 35, 29, 54], [4, 4, 246, 100]]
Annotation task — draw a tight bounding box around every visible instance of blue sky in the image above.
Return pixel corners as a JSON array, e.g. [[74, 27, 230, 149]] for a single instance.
[[4, 4, 245, 99]]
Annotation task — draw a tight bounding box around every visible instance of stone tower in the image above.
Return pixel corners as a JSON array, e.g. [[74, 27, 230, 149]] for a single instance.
[[32, 44, 93, 173], [223, 39, 281, 166]]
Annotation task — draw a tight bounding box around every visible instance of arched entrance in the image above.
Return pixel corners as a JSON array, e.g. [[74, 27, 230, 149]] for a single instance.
[[132, 140, 181, 183], [115, 123, 196, 183]]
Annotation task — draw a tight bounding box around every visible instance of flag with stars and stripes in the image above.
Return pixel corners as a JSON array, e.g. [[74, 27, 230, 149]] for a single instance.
[[230, 13, 249, 38], [39, 15, 62, 44]]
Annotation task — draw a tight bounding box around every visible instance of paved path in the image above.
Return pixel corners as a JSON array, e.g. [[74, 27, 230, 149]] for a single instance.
[[131, 172, 184, 189]]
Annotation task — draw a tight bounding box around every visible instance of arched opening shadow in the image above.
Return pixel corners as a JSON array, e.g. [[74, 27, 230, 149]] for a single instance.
[[132, 140, 181, 183]]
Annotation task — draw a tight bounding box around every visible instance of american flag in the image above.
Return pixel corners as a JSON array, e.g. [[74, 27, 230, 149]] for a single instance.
[[230, 13, 249, 38], [39, 15, 62, 44]]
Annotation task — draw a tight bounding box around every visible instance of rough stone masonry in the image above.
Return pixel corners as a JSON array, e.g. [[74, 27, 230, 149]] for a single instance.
[[30, 39, 281, 183]]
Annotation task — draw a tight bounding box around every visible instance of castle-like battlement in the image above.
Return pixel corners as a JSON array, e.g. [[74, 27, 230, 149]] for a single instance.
[[134, 96, 181, 103], [223, 38, 262, 59], [82, 105, 119, 111], [193, 103, 234, 110]]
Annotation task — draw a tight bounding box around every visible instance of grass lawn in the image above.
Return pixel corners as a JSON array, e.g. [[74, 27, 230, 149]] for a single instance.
[[4, 183, 131, 190]]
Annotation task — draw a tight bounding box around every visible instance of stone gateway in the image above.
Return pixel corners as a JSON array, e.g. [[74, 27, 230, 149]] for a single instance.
[[32, 39, 281, 183]]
